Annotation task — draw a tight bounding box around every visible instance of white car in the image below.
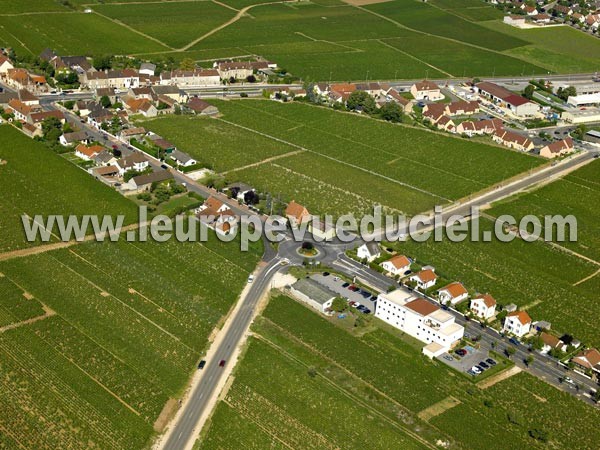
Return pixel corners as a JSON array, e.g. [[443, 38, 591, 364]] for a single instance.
[[247, 275, 254, 284], [352, 302, 361, 308], [470, 366, 482, 374]]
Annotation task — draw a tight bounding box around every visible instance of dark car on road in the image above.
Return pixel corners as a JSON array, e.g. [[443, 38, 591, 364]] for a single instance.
[[322, 272, 330, 276], [219, 359, 226, 367], [198, 360, 206, 370], [509, 337, 520, 346]]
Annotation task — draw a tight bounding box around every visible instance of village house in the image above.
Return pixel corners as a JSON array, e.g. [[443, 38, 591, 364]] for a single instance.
[[572, 12, 585, 23], [445, 100, 479, 116], [380, 254, 411, 276], [375, 289, 464, 358], [187, 97, 219, 115], [357, 242, 381, 263], [152, 85, 186, 103], [422, 103, 446, 123], [5, 68, 47, 93], [196, 196, 238, 235], [328, 83, 357, 104], [170, 150, 197, 167], [29, 110, 65, 129], [492, 129, 535, 152], [539, 332, 567, 355], [385, 88, 415, 113], [476, 81, 539, 116], [89, 165, 120, 182], [456, 118, 503, 137], [59, 131, 89, 146], [215, 61, 254, 80], [167, 68, 221, 86], [119, 127, 147, 143], [94, 150, 117, 167], [17, 89, 39, 106], [571, 348, 600, 380], [436, 115, 455, 132], [285, 200, 311, 228], [539, 138, 575, 159], [503, 310, 532, 337], [437, 282, 468, 305], [128, 170, 174, 193], [410, 269, 438, 290], [522, 4, 538, 15], [503, 15, 526, 27], [586, 13, 600, 29], [7, 99, 35, 122], [21, 123, 43, 139], [0, 55, 14, 74], [75, 144, 105, 161], [532, 13, 551, 24], [139, 62, 156, 77], [125, 98, 158, 118], [469, 294, 497, 320], [115, 153, 149, 175], [410, 80, 443, 101]]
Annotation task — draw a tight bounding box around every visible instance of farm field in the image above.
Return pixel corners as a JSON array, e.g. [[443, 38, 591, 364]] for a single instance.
[[0, 11, 168, 56], [488, 160, 600, 262], [0, 0, 68, 14], [429, 0, 504, 22], [93, 1, 236, 49], [197, 294, 600, 449], [203, 100, 542, 215], [481, 21, 600, 73], [391, 218, 600, 347], [0, 126, 138, 253], [0, 234, 262, 449]]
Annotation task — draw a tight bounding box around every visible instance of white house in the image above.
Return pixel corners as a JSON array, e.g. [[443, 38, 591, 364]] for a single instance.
[[503, 310, 532, 337], [170, 150, 197, 167], [410, 80, 443, 101], [437, 282, 468, 305], [59, 131, 89, 147], [139, 62, 156, 77], [375, 290, 464, 357], [74, 144, 104, 161], [357, 242, 380, 263], [410, 269, 438, 290], [0, 55, 14, 74], [470, 294, 496, 320], [539, 332, 567, 354], [380, 255, 411, 276], [115, 153, 149, 176]]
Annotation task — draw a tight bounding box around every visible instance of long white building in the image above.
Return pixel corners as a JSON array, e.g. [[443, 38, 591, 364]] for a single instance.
[[375, 290, 464, 357]]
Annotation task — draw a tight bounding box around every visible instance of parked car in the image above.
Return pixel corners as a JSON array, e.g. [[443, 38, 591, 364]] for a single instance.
[[486, 358, 497, 366], [247, 275, 254, 284], [342, 282, 350, 288], [443, 355, 453, 361], [352, 302, 361, 308], [470, 366, 482, 374], [348, 300, 356, 306], [322, 272, 330, 276], [219, 359, 226, 367], [370, 295, 378, 301], [198, 360, 206, 370], [479, 361, 489, 369], [360, 308, 371, 314], [476, 365, 486, 372], [455, 349, 467, 357]]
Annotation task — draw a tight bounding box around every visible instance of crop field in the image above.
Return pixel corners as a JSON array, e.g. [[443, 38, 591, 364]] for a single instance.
[[93, 1, 236, 49], [198, 294, 600, 449], [393, 218, 600, 347], [0, 234, 261, 449], [207, 100, 542, 214], [482, 21, 600, 73], [429, 0, 504, 22], [0, 126, 138, 253], [488, 160, 600, 262], [0, 0, 68, 14], [0, 11, 167, 56], [143, 115, 295, 173]]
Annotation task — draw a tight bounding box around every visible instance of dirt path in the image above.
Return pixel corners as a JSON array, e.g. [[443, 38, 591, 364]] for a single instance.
[[417, 396, 461, 421], [179, 1, 296, 51], [91, 11, 174, 50], [478, 365, 522, 389], [0, 304, 56, 333], [221, 149, 306, 175], [0, 222, 146, 263], [573, 267, 600, 286]]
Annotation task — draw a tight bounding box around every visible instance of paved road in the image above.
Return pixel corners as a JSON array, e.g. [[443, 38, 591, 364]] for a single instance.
[[163, 256, 284, 450]]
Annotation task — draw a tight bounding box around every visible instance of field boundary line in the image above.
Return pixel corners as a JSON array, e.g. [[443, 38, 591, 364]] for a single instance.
[[91, 11, 174, 50], [216, 117, 449, 202], [223, 100, 498, 190], [573, 268, 600, 286], [221, 149, 306, 175], [477, 365, 521, 389], [254, 331, 439, 449], [0, 11, 80, 17], [212, 0, 239, 12], [377, 39, 453, 77], [179, 1, 297, 51]]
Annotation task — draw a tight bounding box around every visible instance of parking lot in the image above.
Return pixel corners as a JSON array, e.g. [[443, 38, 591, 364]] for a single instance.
[[310, 273, 378, 314], [437, 344, 498, 376]]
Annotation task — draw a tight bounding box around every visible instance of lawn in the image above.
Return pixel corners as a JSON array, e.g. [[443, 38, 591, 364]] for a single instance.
[[0, 11, 167, 55], [0, 234, 262, 449], [198, 294, 600, 449], [390, 218, 600, 347], [94, 1, 237, 49], [0, 126, 138, 252], [488, 160, 600, 262], [208, 100, 543, 214]]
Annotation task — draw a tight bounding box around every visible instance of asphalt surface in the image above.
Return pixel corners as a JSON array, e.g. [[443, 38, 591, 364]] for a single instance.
[[163, 256, 284, 450]]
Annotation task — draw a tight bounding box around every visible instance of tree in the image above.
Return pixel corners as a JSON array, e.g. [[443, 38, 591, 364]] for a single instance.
[[41, 117, 63, 143], [505, 347, 516, 359], [523, 84, 535, 100], [55, 70, 78, 85], [93, 55, 112, 71], [378, 101, 403, 123], [528, 428, 549, 443], [331, 297, 347, 313], [556, 85, 576, 101], [179, 58, 195, 70], [307, 367, 317, 378], [174, 104, 182, 115], [100, 95, 111, 109], [525, 355, 534, 367], [246, 74, 256, 83], [243, 190, 260, 206], [346, 90, 376, 114], [109, 115, 121, 134]]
